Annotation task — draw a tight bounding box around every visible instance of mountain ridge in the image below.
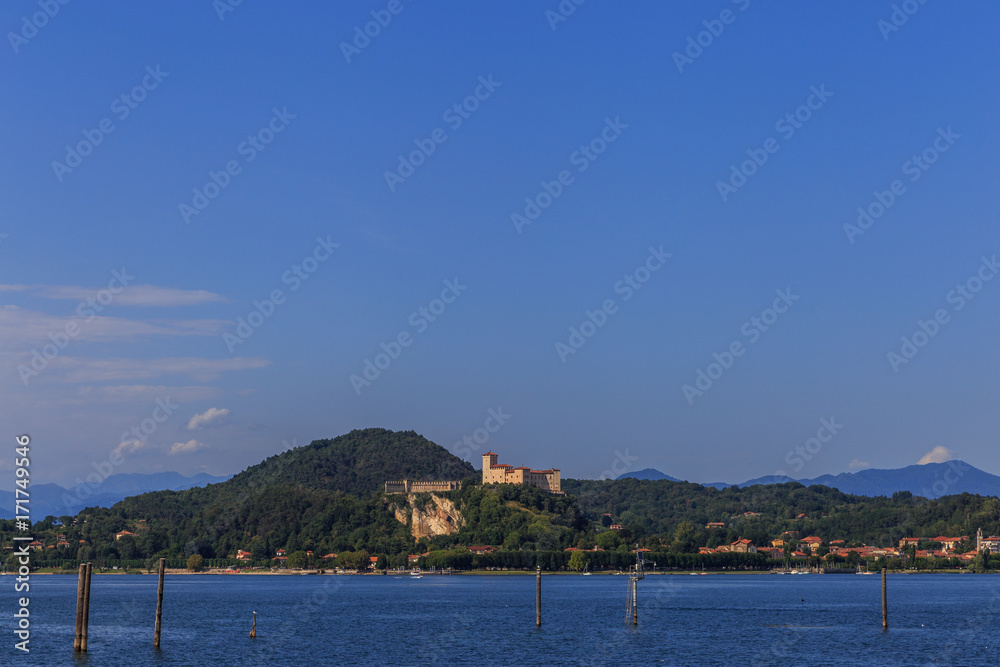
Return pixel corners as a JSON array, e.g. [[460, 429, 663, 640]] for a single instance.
[[617, 460, 996, 500]]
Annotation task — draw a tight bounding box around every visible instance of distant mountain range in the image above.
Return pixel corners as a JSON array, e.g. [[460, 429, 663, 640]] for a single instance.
[[617, 460, 998, 500], [0, 471, 231, 520], [616, 468, 681, 482]]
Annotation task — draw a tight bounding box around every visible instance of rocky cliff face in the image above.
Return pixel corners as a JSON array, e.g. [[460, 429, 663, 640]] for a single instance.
[[393, 493, 464, 539]]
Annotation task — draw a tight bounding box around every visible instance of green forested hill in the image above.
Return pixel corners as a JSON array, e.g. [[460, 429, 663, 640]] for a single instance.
[[9, 429, 1000, 571], [226, 427, 476, 497]]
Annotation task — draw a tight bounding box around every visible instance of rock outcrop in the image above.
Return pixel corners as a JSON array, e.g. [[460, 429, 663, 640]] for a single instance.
[[393, 493, 464, 539]]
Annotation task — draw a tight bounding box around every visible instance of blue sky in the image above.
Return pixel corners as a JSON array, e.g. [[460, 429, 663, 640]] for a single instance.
[[2, 1, 999, 488]]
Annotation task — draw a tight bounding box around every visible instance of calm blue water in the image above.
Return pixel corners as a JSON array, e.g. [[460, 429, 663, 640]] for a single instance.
[[1, 573, 998, 665]]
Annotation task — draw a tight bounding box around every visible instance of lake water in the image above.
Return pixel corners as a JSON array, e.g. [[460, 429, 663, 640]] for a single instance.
[[1, 573, 998, 665]]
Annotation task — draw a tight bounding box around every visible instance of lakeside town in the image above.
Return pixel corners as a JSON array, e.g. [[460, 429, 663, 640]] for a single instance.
[[6, 448, 1000, 576]]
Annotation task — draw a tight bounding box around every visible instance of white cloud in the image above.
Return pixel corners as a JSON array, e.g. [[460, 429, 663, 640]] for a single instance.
[[0, 283, 225, 306], [848, 458, 871, 471], [918, 446, 955, 465], [187, 407, 231, 430], [73, 385, 222, 402], [169, 439, 209, 455], [0, 305, 229, 348], [49, 356, 270, 383], [112, 439, 149, 459]]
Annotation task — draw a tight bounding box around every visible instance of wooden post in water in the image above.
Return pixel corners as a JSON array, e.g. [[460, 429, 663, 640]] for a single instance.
[[881, 568, 888, 630], [154, 558, 165, 648], [73, 563, 86, 652], [535, 567, 541, 627], [632, 578, 638, 626], [80, 563, 93, 652], [250, 611, 257, 638]]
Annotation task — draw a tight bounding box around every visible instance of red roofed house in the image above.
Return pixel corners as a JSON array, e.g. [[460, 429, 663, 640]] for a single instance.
[[114, 531, 135, 541], [468, 546, 498, 554], [728, 539, 757, 554], [236, 550, 252, 561], [933, 537, 964, 551], [800, 536, 823, 552], [706, 522, 725, 529]]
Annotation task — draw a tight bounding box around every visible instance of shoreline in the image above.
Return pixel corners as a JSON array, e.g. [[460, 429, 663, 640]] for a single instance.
[[20, 568, 989, 576]]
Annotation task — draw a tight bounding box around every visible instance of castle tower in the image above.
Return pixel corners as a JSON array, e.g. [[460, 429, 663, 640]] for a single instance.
[[977, 527, 983, 552], [482, 452, 499, 484]]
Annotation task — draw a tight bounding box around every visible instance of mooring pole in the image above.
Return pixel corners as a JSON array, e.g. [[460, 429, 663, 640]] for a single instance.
[[73, 563, 86, 652], [881, 567, 888, 630], [632, 579, 638, 626], [536, 566, 541, 627], [80, 562, 93, 652], [250, 611, 257, 638], [154, 558, 165, 648]]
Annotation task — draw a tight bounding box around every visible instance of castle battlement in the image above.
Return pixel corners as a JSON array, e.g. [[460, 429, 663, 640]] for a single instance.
[[384, 480, 462, 494], [481, 451, 562, 494]]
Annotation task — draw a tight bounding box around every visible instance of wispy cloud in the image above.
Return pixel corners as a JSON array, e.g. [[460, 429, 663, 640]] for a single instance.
[[0, 305, 229, 347], [0, 283, 225, 306], [50, 356, 270, 383], [169, 439, 209, 455], [918, 446, 955, 465], [72, 385, 223, 403], [187, 407, 230, 430], [848, 458, 870, 471]]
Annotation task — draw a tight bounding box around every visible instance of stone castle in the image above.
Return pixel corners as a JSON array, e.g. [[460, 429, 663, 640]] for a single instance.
[[384, 480, 462, 494], [481, 451, 562, 494]]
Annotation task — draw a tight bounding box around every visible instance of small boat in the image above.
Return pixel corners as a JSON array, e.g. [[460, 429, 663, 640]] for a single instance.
[[582, 563, 591, 576], [410, 569, 423, 578]]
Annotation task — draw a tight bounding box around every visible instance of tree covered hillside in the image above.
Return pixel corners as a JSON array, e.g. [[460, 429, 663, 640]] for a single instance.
[[226, 428, 476, 497], [564, 478, 1000, 547]]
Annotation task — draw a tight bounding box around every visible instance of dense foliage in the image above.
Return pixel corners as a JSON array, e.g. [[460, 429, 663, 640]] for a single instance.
[[6, 429, 1000, 572]]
